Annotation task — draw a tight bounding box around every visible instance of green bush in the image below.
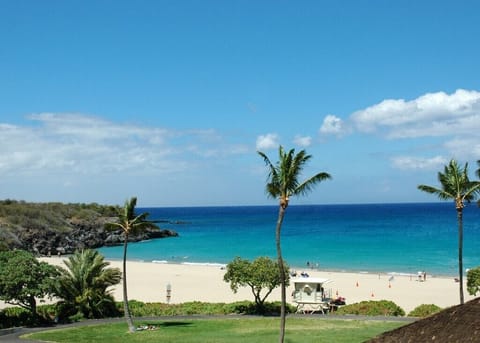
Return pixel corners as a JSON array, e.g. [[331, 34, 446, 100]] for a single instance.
[[0, 305, 55, 329], [0, 308, 31, 328], [36, 304, 57, 320], [2, 300, 296, 329], [334, 300, 405, 316], [408, 304, 442, 317], [117, 300, 296, 317]]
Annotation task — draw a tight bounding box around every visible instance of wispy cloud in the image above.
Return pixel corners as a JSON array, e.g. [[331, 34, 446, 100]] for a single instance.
[[390, 155, 448, 170], [293, 135, 312, 147], [0, 113, 248, 176], [443, 137, 480, 161]]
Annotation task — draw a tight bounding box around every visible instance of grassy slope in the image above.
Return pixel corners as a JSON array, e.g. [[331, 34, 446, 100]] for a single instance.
[[24, 317, 405, 343]]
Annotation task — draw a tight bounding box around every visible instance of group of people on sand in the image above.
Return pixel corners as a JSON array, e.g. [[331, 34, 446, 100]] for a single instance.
[[290, 270, 310, 278], [290, 261, 321, 278], [417, 271, 427, 282]]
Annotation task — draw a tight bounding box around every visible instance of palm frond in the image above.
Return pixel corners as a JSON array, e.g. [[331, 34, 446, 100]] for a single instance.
[[258, 149, 281, 198], [55, 249, 121, 319], [258, 146, 331, 202], [419, 159, 480, 203], [417, 184, 453, 200], [295, 172, 332, 197]]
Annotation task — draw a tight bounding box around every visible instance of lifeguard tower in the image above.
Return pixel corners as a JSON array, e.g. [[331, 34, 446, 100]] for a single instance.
[[292, 277, 333, 314]]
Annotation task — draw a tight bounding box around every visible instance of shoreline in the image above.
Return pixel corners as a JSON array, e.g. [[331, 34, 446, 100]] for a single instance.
[[1, 256, 473, 314], [97, 256, 461, 279]]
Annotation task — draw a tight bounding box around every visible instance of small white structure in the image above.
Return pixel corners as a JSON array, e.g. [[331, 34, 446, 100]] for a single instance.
[[292, 277, 332, 314]]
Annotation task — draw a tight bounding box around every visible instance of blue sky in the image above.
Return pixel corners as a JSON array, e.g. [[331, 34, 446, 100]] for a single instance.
[[1, 1, 479, 207]]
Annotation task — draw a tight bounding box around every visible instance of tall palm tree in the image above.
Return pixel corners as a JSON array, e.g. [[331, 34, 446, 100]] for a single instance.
[[258, 146, 331, 343], [477, 160, 480, 207], [418, 159, 480, 304], [107, 197, 159, 333], [55, 249, 121, 319]]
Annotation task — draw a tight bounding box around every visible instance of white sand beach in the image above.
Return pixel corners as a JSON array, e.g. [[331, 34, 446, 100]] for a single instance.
[[2, 257, 470, 314]]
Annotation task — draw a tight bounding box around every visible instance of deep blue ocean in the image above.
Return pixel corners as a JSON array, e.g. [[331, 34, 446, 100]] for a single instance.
[[98, 202, 480, 277]]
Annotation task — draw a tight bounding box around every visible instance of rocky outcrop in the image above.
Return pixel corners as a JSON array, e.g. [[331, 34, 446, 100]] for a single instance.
[[103, 228, 179, 246], [1, 215, 178, 256], [0, 201, 180, 255], [14, 223, 178, 255]]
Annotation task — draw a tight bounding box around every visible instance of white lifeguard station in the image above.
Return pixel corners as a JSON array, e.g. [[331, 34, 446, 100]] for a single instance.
[[292, 277, 333, 314]]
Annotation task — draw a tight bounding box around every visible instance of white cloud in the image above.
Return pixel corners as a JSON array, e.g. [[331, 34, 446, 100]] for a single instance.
[[390, 155, 448, 170], [443, 137, 480, 161], [319, 114, 350, 137], [256, 133, 279, 150], [350, 89, 480, 138], [293, 135, 312, 147], [0, 113, 247, 176]]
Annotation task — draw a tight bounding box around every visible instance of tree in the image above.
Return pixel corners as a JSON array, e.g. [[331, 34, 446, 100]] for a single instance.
[[0, 250, 58, 319], [418, 159, 480, 304], [477, 160, 480, 207], [223, 256, 289, 311], [467, 267, 480, 296], [258, 146, 331, 343], [55, 249, 121, 320], [106, 197, 159, 333]]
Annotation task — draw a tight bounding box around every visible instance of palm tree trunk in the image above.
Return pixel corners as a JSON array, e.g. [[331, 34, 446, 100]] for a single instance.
[[276, 205, 287, 343], [122, 236, 136, 333], [457, 208, 464, 304]]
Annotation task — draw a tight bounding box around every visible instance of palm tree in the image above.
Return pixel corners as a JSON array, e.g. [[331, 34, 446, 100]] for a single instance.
[[418, 159, 480, 304], [477, 160, 480, 207], [55, 249, 121, 319], [258, 146, 331, 343], [107, 197, 159, 333]]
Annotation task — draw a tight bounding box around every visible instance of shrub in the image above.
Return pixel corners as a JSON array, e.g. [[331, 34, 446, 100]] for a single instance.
[[2, 299, 296, 329], [117, 300, 296, 317], [0, 308, 32, 329], [467, 266, 480, 296], [334, 300, 405, 316], [0, 305, 54, 329], [408, 304, 442, 317]]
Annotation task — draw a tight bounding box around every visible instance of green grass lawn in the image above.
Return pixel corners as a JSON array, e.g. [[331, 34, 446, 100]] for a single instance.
[[24, 317, 405, 343]]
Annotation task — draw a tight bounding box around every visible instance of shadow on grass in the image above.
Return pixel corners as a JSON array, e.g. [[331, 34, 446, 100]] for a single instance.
[[152, 321, 193, 328]]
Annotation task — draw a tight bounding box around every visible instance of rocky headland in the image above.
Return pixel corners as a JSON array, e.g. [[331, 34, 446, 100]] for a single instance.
[[0, 200, 178, 255]]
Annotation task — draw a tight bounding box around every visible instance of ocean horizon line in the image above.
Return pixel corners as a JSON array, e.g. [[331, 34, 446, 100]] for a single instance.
[[138, 201, 452, 210]]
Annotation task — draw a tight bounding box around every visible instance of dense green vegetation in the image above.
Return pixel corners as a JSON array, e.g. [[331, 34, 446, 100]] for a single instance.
[[467, 266, 480, 296], [1, 298, 413, 330], [122, 300, 296, 317], [334, 300, 405, 317], [0, 249, 120, 327], [55, 249, 122, 320], [24, 317, 406, 343], [407, 304, 442, 318], [0, 301, 295, 328], [223, 256, 289, 310], [0, 199, 118, 232], [0, 250, 58, 319]]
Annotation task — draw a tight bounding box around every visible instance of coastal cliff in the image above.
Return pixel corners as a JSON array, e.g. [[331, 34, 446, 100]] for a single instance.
[[0, 200, 178, 255]]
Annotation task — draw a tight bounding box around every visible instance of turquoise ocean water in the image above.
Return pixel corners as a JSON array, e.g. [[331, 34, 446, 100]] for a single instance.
[[98, 202, 480, 277]]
